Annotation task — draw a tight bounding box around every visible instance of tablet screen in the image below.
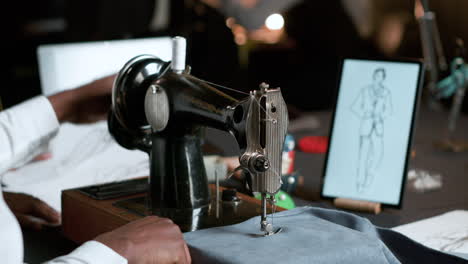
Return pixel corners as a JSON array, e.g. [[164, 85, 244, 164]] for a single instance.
[[321, 59, 423, 207]]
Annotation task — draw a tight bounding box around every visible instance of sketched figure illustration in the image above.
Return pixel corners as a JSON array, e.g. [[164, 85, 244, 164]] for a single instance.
[[351, 68, 393, 193]]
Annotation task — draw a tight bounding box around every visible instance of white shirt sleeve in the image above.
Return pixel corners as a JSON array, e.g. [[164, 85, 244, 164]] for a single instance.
[[44, 241, 127, 264], [0, 96, 59, 174], [0, 96, 128, 264]]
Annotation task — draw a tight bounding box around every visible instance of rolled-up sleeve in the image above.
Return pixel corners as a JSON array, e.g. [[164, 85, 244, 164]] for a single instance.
[[0, 96, 59, 174], [45, 241, 127, 264]]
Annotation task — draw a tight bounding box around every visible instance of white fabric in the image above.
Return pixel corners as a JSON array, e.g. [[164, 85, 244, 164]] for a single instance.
[[2, 121, 149, 211], [2, 121, 220, 212], [0, 96, 127, 264]]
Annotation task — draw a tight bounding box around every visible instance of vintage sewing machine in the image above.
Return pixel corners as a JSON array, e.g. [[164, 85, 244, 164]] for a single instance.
[[61, 37, 289, 242]]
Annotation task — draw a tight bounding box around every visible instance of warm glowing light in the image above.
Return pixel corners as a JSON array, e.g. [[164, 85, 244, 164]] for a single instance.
[[226, 17, 235, 29], [265, 13, 284, 30], [414, 0, 424, 19], [235, 33, 247, 45]]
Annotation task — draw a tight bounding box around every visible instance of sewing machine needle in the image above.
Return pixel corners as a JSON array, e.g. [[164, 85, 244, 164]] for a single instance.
[[260, 193, 275, 236], [260, 193, 282, 236], [215, 169, 219, 219]]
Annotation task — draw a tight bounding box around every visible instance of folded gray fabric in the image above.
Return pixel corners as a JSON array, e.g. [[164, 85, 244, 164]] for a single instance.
[[184, 207, 468, 264]]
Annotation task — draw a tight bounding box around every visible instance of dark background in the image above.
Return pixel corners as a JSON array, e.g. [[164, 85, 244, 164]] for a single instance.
[[4, 0, 468, 114], [4, 1, 468, 262]]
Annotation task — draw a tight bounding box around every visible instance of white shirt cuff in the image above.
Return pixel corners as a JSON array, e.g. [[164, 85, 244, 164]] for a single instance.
[[49, 241, 127, 264]]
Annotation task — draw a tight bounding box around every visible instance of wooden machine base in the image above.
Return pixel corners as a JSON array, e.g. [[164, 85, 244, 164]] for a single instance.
[[62, 179, 285, 244]]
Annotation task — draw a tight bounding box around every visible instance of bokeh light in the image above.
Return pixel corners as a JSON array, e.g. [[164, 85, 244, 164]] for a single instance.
[[265, 13, 284, 30]]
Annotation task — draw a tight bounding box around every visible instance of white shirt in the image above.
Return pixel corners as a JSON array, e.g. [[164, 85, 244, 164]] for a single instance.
[[0, 96, 127, 264]]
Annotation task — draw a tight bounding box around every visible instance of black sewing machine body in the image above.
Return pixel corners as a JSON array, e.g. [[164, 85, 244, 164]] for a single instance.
[[108, 45, 287, 233]]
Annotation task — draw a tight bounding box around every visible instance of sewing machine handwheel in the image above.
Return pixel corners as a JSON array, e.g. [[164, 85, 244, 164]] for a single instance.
[[112, 54, 171, 134], [108, 110, 151, 152]]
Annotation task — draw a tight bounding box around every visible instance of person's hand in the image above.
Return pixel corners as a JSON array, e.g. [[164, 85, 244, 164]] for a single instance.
[[48, 74, 116, 124], [95, 216, 191, 264], [3, 192, 61, 230]]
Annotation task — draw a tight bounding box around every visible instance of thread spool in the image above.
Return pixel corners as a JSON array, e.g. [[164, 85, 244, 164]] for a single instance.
[[333, 198, 381, 214], [172, 36, 186, 73]]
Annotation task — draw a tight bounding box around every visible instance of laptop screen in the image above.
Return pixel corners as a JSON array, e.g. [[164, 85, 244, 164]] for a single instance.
[[321, 58, 423, 207], [37, 37, 172, 96]]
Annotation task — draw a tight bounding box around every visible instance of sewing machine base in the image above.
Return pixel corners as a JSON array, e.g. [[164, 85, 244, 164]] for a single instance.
[[62, 179, 285, 244], [114, 193, 268, 232]]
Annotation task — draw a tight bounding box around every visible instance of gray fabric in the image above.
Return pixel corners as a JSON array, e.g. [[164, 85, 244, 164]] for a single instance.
[[184, 207, 468, 264], [451, 253, 468, 260]]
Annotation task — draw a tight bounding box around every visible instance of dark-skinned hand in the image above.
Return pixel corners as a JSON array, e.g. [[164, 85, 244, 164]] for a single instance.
[[95, 216, 191, 264], [3, 192, 61, 230], [48, 74, 116, 124]]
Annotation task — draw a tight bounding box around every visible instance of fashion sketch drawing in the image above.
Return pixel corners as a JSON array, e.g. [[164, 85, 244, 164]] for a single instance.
[[351, 68, 393, 193]]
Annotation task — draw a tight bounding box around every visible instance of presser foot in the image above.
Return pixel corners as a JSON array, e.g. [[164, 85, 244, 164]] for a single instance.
[[260, 193, 282, 236], [261, 224, 283, 237]]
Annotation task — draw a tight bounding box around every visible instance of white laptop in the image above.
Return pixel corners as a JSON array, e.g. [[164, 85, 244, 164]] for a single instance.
[[37, 37, 172, 95]]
